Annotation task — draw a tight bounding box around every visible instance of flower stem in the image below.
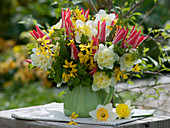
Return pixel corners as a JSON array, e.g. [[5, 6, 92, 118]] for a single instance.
[[103, 87, 114, 105]]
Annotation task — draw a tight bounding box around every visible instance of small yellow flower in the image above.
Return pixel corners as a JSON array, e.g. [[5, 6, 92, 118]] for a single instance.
[[37, 36, 50, 45], [89, 40, 98, 54], [72, 6, 86, 25], [114, 67, 130, 82], [70, 68, 78, 78], [132, 64, 141, 72], [67, 112, 78, 125], [67, 120, 78, 125], [63, 60, 76, 68], [79, 44, 90, 53], [70, 112, 78, 119], [62, 72, 70, 82], [67, 39, 74, 46]]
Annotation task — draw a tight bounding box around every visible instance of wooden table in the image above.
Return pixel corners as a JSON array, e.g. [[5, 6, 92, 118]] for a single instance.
[[0, 105, 170, 128]]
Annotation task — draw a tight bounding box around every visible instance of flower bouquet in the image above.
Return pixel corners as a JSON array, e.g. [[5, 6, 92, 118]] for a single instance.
[[25, 7, 148, 118]]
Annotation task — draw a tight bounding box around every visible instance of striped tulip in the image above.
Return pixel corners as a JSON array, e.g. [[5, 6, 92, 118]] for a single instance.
[[112, 26, 148, 49], [30, 25, 52, 44]]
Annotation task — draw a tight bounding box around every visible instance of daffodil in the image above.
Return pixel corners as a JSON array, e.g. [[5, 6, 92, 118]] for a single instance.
[[94, 10, 116, 26], [116, 100, 134, 119], [92, 71, 116, 93], [75, 20, 97, 43], [94, 10, 116, 37], [89, 103, 117, 122], [119, 53, 135, 71], [94, 44, 119, 70], [31, 48, 53, 71]]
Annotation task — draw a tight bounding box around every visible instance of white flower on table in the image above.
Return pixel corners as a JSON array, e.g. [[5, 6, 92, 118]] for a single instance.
[[94, 44, 119, 70], [89, 103, 117, 122], [116, 100, 135, 119]]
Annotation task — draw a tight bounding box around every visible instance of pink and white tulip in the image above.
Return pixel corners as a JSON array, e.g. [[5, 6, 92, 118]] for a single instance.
[[112, 26, 148, 49], [71, 44, 79, 60], [30, 25, 52, 44]]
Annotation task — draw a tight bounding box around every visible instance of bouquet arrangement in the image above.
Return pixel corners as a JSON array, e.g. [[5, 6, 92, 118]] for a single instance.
[[26, 7, 148, 91], [25, 7, 148, 119]]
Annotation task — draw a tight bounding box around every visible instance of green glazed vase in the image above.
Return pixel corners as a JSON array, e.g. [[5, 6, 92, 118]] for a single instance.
[[64, 85, 114, 117]]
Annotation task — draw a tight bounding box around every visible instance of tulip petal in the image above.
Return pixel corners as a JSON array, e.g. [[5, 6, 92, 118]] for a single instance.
[[89, 67, 98, 76], [135, 36, 148, 48], [71, 44, 79, 60], [100, 20, 106, 42], [25, 59, 32, 64]]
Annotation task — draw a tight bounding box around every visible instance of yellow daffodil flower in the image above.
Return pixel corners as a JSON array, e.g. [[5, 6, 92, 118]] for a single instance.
[[116, 100, 134, 119]]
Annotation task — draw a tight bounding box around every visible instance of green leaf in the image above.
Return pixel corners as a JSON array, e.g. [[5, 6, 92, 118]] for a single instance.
[[135, 74, 141, 78], [147, 56, 158, 67], [59, 41, 70, 59], [164, 24, 170, 30], [58, 91, 66, 97], [127, 79, 134, 84], [132, 12, 142, 16], [80, 34, 89, 44], [154, 0, 157, 4], [28, 64, 35, 70]]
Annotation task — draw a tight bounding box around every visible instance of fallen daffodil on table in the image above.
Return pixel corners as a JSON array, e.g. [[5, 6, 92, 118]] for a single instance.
[[67, 112, 79, 125], [116, 100, 135, 119], [89, 103, 117, 122]]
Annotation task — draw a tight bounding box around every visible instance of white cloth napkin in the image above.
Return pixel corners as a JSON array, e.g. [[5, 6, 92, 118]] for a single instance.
[[11, 102, 155, 126]]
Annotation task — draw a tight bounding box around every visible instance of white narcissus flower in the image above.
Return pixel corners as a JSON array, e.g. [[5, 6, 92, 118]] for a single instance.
[[89, 103, 117, 122], [116, 100, 135, 119], [94, 10, 116, 26], [48, 19, 62, 40], [94, 10, 116, 36], [75, 20, 97, 43], [51, 19, 62, 30], [94, 44, 119, 70], [119, 53, 135, 71], [31, 48, 53, 71], [92, 71, 116, 93]]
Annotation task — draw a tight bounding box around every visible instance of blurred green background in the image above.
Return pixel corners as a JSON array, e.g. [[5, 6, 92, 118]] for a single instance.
[[0, 0, 169, 110]]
